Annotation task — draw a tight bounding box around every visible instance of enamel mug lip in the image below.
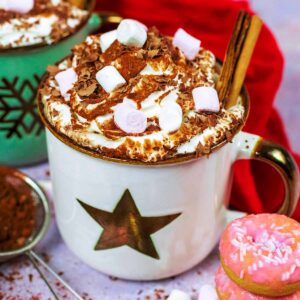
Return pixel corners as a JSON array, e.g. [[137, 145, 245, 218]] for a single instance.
[[37, 59, 250, 167], [0, 166, 50, 262], [0, 0, 96, 55]]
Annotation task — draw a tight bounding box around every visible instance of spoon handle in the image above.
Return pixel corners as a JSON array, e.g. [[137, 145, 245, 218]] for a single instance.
[[28, 250, 83, 300], [27, 251, 61, 300]]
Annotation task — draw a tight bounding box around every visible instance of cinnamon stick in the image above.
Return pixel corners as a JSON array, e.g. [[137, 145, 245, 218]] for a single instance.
[[216, 11, 263, 109], [69, 0, 85, 8], [226, 16, 263, 108], [216, 11, 250, 103]]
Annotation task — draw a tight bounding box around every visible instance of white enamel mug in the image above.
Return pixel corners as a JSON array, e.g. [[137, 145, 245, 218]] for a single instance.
[[42, 111, 299, 280], [38, 63, 300, 280]]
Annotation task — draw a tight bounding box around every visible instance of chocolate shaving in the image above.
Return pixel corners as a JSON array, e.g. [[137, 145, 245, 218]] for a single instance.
[[147, 49, 161, 58], [225, 130, 234, 141], [77, 82, 97, 97], [46, 65, 59, 75], [195, 142, 211, 158]]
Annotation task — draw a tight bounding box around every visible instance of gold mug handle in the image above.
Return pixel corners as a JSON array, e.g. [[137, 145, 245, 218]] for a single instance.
[[236, 132, 300, 216], [253, 139, 300, 215], [97, 11, 123, 26]]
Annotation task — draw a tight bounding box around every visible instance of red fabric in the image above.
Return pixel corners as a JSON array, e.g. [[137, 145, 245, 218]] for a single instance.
[[95, 0, 300, 219]]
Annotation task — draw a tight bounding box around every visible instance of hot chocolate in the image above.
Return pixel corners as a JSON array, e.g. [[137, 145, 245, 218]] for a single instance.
[[39, 19, 246, 163], [0, 0, 88, 49]]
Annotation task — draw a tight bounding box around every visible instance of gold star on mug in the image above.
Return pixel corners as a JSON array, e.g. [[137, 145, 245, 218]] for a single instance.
[[77, 189, 181, 259]]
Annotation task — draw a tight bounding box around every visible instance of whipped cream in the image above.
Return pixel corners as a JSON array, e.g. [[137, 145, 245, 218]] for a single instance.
[[40, 28, 246, 162], [0, 0, 88, 49]]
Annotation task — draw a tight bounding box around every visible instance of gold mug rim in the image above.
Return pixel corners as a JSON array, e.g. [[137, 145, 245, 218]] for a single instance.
[[37, 59, 250, 166], [0, 0, 96, 55]]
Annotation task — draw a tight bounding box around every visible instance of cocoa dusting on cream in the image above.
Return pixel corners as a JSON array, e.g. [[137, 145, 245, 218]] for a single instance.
[[40, 27, 246, 162], [0, 0, 88, 49]]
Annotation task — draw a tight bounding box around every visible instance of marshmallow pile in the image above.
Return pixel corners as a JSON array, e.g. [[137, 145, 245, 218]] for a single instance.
[[0, 0, 34, 14], [167, 285, 218, 300], [54, 19, 220, 135]]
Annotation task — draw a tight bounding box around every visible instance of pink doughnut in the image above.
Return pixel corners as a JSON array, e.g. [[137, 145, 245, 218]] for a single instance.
[[220, 214, 300, 297], [215, 266, 300, 300]]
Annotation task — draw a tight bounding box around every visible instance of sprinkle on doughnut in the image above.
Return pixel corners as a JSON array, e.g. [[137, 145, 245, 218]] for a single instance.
[[220, 214, 300, 297]]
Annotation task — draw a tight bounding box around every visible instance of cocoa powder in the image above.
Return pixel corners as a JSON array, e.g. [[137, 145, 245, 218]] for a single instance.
[[0, 167, 36, 252]]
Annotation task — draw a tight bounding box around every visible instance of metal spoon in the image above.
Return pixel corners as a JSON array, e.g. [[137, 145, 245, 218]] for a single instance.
[[0, 166, 83, 300]]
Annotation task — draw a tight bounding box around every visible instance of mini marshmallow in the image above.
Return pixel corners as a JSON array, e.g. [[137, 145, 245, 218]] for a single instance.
[[96, 66, 126, 93], [173, 28, 201, 60], [159, 102, 183, 133], [55, 68, 78, 98], [3, 0, 34, 14], [114, 101, 147, 134], [198, 285, 218, 300], [192, 86, 220, 113], [125, 18, 148, 31], [51, 0, 60, 5], [167, 289, 191, 300], [117, 19, 147, 48], [100, 30, 117, 53]]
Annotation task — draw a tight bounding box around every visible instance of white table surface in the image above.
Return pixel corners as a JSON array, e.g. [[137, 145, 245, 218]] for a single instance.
[[1, 1, 300, 299]]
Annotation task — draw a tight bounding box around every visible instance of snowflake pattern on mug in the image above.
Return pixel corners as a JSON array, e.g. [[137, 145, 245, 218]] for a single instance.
[[0, 76, 43, 138]]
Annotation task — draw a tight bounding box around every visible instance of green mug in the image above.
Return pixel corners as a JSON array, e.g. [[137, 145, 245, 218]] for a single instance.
[[0, 1, 105, 166]]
